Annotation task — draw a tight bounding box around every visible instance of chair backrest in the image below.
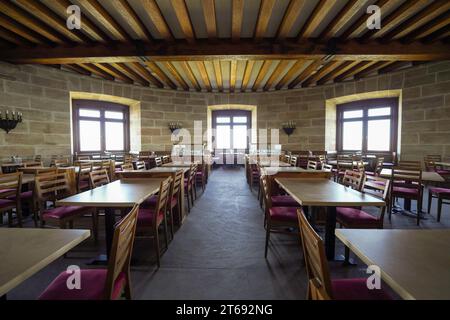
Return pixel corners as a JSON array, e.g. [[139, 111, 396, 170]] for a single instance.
[[307, 161, 318, 170], [0, 172, 22, 200], [374, 157, 384, 175], [342, 170, 365, 191], [89, 169, 110, 189], [135, 161, 146, 171], [391, 166, 422, 190], [36, 167, 58, 176], [297, 209, 332, 300], [337, 155, 353, 171], [188, 164, 197, 183], [77, 155, 91, 161], [155, 157, 162, 167], [104, 204, 139, 299], [322, 164, 333, 172], [35, 172, 74, 203], [363, 175, 390, 223], [155, 177, 172, 216], [398, 160, 421, 171], [77, 162, 92, 182], [162, 155, 171, 164], [261, 174, 272, 210], [290, 156, 298, 167], [124, 154, 134, 164], [171, 170, 184, 199], [23, 161, 43, 168], [424, 155, 441, 171], [354, 160, 365, 172], [34, 155, 42, 162], [121, 163, 134, 171], [51, 159, 69, 167]]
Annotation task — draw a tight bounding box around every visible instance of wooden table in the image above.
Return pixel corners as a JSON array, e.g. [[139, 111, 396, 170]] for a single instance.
[[436, 162, 450, 168], [327, 160, 370, 166], [162, 161, 198, 167], [56, 179, 162, 261], [0, 228, 90, 297], [336, 229, 450, 300], [275, 178, 385, 260], [380, 168, 445, 183]]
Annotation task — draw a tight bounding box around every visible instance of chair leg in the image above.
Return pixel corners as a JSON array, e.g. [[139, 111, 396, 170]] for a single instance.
[[154, 231, 161, 268], [437, 198, 443, 222], [163, 219, 169, 249], [344, 246, 350, 263], [16, 205, 23, 228], [186, 191, 191, 212], [428, 191, 433, 214], [264, 227, 270, 258], [124, 272, 132, 300], [92, 211, 99, 243], [169, 207, 174, 239]]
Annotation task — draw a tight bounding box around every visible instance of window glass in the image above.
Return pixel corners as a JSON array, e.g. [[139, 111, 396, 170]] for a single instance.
[[216, 117, 230, 123], [368, 119, 391, 151], [343, 110, 363, 119], [233, 117, 247, 123], [368, 107, 391, 117], [216, 125, 231, 149], [105, 111, 124, 120], [342, 121, 363, 150], [105, 122, 124, 150], [79, 120, 101, 151], [233, 125, 248, 149], [79, 109, 100, 118]]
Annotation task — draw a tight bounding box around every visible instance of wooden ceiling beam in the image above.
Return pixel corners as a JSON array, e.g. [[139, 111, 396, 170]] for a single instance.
[[317, 60, 361, 85], [297, 0, 338, 39], [163, 61, 190, 91], [141, 0, 173, 41], [171, 0, 195, 44], [212, 60, 223, 92], [361, 0, 426, 40], [241, 60, 255, 92], [275, 60, 305, 90], [334, 61, 379, 82], [319, 0, 367, 40], [339, 0, 395, 40], [0, 1, 70, 44], [277, 0, 306, 40], [2, 39, 449, 64], [423, 27, 450, 43], [231, 0, 244, 42], [230, 60, 237, 92], [353, 61, 392, 79], [402, 10, 450, 43], [0, 26, 33, 47], [111, 63, 150, 86], [378, 61, 412, 74], [0, 12, 51, 45], [15, 0, 92, 43], [51, 0, 112, 43], [146, 62, 177, 89], [63, 64, 91, 76], [180, 61, 201, 91], [95, 63, 134, 84], [254, 0, 277, 41], [128, 62, 164, 88], [383, 1, 450, 41], [202, 0, 217, 39], [264, 60, 291, 91], [197, 61, 212, 92], [288, 60, 324, 89], [78, 63, 115, 81], [109, 0, 153, 42], [302, 60, 341, 87], [252, 60, 273, 91], [77, 0, 133, 42]]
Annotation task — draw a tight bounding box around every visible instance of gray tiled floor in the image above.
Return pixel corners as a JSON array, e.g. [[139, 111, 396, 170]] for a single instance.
[[6, 167, 450, 299]]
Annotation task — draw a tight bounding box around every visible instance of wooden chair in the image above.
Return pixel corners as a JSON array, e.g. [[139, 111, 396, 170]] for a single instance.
[[307, 161, 318, 170], [89, 169, 110, 189], [135, 161, 146, 171], [341, 170, 365, 191], [354, 160, 365, 173], [297, 209, 392, 300], [35, 172, 97, 239], [389, 166, 423, 225], [290, 156, 298, 167], [397, 160, 421, 170], [77, 162, 92, 193], [366, 157, 384, 176], [137, 177, 172, 268], [77, 155, 91, 161], [337, 176, 390, 262], [0, 172, 23, 227], [424, 155, 449, 175], [428, 187, 450, 222], [23, 161, 43, 168], [121, 163, 134, 171], [39, 204, 139, 300], [322, 164, 333, 172], [185, 164, 196, 212], [167, 170, 184, 238], [155, 157, 163, 167], [34, 155, 42, 162], [261, 175, 299, 258], [195, 162, 207, 191], [336, 155, 353, 182], [51, 158, 70, 168]]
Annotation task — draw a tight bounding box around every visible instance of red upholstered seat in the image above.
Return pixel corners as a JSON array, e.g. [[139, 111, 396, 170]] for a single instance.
[[337, 207, 378, 226], [78, 180, 90, 190], [196, 171, 204, 176], [269, 207, 298, 223], [137, 208, 164, 227], [331, 278, 393, 300], [437, 170, 450, 175], [38, 269, 126, 300], [271, 195, 298, 207], [0, 199, 15, 209], [0, 189, 15, 196], [8, 190, 33, 201], [142, 195, 177, 208], [365, 171, 375, 176], [42, 206, 87, 220], [430, 187, 450, 195], [392, 186, 419, 197]]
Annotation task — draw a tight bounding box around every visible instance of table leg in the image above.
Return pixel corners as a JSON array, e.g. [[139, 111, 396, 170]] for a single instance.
[[325, 206, 337, 261], [87, 207, 115, 266]]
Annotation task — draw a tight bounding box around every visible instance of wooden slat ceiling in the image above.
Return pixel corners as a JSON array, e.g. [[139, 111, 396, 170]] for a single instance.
[[0, 0, 449, 92]]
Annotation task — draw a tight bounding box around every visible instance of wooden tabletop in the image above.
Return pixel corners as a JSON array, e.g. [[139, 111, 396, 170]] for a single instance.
[[162, 162, 198, 167], [327, 160, 370, 166], [0, 228, 90, 297], [336, 229, 450, 300], [380, 168, 445, 183], [56, 178, 163, 207], [436, 162, 450, 167], [257, 161, 292, 167], [262, 167, 330, 174], [275, 178, 385, 207], [148, 167, 189, 173]]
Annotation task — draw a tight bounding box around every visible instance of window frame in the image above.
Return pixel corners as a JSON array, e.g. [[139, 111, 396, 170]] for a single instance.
[[72, 100, 130, 154], [212, 110, 251, 151], [336, 98, 398, 153]]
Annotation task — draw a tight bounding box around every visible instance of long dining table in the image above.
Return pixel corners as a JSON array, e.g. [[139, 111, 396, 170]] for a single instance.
[[56, 178, 163, 263], [275, 178, 385, 260], [336, 229, 450, 300]]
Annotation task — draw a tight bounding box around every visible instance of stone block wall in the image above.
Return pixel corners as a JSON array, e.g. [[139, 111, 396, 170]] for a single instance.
[[0, 60, 449, 163]]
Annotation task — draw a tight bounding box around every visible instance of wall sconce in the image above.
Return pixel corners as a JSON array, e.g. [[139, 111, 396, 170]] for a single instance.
[[168, 122, 182, 133], [0, 110, 22, 133], [282, 121, 296, 136]]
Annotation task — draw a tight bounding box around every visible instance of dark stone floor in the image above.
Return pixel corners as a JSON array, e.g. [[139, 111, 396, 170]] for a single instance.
[[6, 167, 450, 300]]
